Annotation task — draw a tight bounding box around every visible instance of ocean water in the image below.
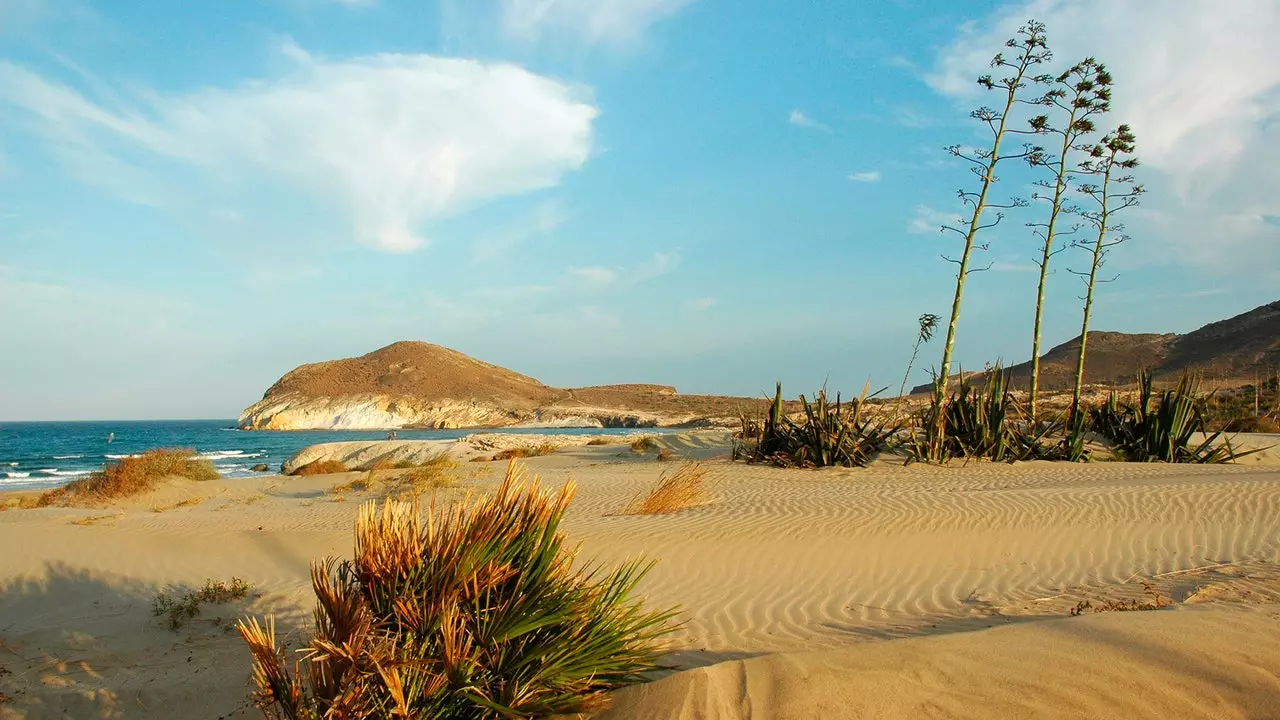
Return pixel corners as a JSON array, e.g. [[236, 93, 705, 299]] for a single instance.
[[0, 420, 656, 492]]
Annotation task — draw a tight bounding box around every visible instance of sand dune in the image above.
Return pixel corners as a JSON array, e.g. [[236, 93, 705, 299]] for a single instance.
[[2, 436, 1279, 718], [591, 602, 1280, 720]]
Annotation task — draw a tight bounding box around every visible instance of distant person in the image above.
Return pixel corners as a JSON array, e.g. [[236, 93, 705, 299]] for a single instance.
[[386, 431, 393, 441], [107, 432, 114, 444]]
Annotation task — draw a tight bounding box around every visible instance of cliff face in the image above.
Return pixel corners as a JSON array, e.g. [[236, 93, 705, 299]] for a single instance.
[[238, 342, 763, 430]]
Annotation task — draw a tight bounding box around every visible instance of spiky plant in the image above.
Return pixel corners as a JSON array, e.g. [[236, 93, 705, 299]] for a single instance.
[[911, 366, 1060, 463], [931, 20, 1051, 462], [238, 462, 677, 719], [744, 383, 899, 468], [1089, 370, 1254, 464]]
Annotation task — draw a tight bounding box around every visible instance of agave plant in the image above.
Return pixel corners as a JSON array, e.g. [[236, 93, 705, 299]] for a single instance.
[[910, 366, 1061, 463], [238, 462, 677, 719], [1090, 370, 1253, 464], [743, 383, 899, 468]]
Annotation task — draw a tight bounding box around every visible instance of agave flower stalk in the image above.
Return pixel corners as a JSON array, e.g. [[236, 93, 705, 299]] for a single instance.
[[1024, 59, 1111, 423], [1069, 124, 1143, 422], [930, 20, 1051, 461]]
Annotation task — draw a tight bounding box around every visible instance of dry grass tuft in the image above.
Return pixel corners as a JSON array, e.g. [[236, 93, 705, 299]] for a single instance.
[[70, 512, 123, 526], [238, 461, 676, 719], [629, 436, 659, 454], [655, 448, 674, 462], [37, 449, 220, 507], [328, 477, 372, 495], [586, 438, 614, 446], [620, 463, 709, 515], [153, 577, 253, 630], [1069, 581, 1172, 616], [290, 460, 350, 477], [491, 443, 559, 461], [153, 497, 204, 513], [362, 458, 398, 472]]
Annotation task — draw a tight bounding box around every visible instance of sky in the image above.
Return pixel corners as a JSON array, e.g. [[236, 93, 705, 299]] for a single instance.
[[0, 0, 1277, 421]]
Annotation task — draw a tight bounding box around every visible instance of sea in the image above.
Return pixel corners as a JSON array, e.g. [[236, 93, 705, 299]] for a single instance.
[[0, 420, 658, 492]]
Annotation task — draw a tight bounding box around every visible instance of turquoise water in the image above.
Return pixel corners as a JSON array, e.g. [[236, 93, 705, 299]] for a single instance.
[[0, 420, 656, 491]]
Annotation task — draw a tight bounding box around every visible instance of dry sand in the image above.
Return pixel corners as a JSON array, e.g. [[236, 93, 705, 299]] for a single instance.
[[1, 432, 1279, 718]]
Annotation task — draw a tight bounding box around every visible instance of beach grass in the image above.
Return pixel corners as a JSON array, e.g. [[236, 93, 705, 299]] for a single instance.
[[37, 449, 220, 507]]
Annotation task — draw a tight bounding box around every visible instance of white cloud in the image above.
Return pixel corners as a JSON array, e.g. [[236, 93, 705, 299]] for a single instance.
[[0, 46, 598, 252], [568, 266, 619, 285], [907, 204, 963, 234], [689, 297, 716, 311], [788, 109, 830, 132], [848, 170, 881, 183], [929, 0, 1280, 273], [499, 0, 695, 45], [567, 250, 680, 287]]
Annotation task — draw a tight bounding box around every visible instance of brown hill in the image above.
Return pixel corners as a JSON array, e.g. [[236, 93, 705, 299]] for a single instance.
[[912, 300, 1280, 394], [242, 341, 775, 430], [262, 341, 560, 411]]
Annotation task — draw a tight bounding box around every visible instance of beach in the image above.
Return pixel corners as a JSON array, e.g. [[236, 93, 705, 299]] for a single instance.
[[2, 432, 1279, 718]]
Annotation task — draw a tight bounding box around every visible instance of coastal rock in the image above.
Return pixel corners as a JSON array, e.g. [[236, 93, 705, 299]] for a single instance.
[[238, 341, 761, 431], [250, 463, 269, 472]]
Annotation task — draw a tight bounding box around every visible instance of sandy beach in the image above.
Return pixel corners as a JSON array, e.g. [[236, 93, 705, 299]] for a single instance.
[[2, 432, 1280, 718]]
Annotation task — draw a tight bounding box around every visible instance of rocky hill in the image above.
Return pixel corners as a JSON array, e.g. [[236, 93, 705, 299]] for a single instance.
[[239, 342, 771, 430], [911, 300, 1280, 394]]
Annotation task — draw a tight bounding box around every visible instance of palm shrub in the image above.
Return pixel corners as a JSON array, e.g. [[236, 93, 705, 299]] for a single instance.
[[1090, 370, 1251, 463], [742, 383, 899, 468], [238, 462, 677, 719]]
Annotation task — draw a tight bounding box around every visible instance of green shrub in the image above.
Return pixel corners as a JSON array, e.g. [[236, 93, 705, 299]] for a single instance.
[[1089, 370, 1256, 463], [741, 383, 899, 468], [238, 463, 676, 719], [153, 577, 252, 630], [908, 367, 1061, 463]]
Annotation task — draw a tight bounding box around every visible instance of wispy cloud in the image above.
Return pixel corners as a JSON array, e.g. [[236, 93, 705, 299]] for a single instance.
[[567, 250, 681, 288], [788, 109, 831, 132], [688, 297, 716, 311], [929, 0, 1280, 273], [907, 204, 962, 234], [848, 170, 881, 183], [568, 266, 619, 285], [498, 0, 696, 45], [0, 43, 598, 253], [472, 200, 568, 263]]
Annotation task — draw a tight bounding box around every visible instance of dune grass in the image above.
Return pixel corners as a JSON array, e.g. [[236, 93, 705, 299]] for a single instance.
[[290, 460, 350, 477], [238, 461, 677, 719], [620, 463, 709, 515], [491, 443, 559, 461], [585, 437, 614, 446], [37, 449, 220, 507], [153, 577, 253, 631], [629, 436, 659, 454]]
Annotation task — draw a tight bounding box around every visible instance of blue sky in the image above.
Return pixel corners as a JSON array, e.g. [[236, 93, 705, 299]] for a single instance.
[[1, 0, 1277, 420]]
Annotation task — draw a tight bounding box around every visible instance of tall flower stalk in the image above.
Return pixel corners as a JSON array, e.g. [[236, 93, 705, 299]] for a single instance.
[[1025, 59, 1111, 423], [1069, 125, 1143, 421], [929, 20, 1050, 461]]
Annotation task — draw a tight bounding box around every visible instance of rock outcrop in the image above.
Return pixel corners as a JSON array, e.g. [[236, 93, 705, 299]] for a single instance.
[[240, 341, 765, 431]]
